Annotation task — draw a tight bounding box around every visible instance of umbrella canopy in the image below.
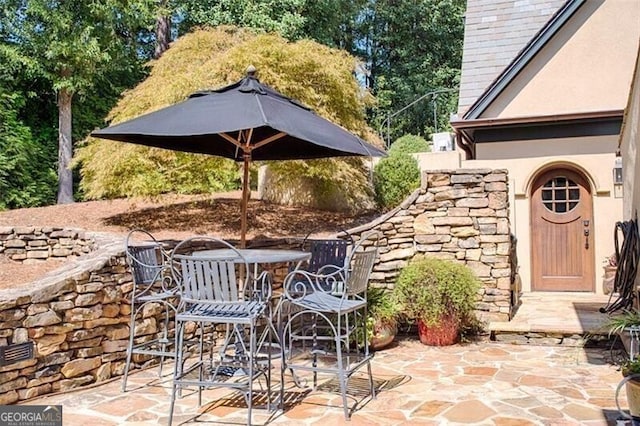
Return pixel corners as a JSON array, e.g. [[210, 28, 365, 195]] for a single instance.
[[91, 67, 386, 246]]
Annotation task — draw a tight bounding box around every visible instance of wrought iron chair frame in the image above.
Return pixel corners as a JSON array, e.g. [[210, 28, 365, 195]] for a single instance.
[[279, 232, 379, 420], [122, 229, 178, 392], [168, 236, 275, 426]]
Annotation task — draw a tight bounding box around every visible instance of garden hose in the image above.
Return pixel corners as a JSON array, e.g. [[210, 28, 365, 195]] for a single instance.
[[601, 216, 640, 314]]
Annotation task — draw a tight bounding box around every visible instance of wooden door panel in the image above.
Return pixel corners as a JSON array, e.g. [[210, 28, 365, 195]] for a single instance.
[[531, 168, 594, 292]]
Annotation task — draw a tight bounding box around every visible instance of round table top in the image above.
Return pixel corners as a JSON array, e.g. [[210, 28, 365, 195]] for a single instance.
[[192, 248, 311, 264]]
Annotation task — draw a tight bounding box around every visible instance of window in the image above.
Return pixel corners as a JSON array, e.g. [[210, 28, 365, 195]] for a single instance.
[[541, 176, 579, 213]]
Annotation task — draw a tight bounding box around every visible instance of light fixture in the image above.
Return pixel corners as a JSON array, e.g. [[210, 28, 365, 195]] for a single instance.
[[613, 152, 623, 185], [613, 151, 623, 198]]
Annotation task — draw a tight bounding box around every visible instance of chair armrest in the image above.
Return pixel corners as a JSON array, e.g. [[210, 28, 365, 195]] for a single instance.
[[282, 268, 346, 301]]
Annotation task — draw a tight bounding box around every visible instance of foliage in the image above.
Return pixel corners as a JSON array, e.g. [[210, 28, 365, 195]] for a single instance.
[[604, 310, 640, 337], [0, 1, 464, 208], [76, 27, 381, 210], [0, 0, 156, 202], [177, 0, 306, 40], [389, 134, 431, 155], [352, 287, 398, 346], [358, 0, 465, 141], [176, 0, 364, 48], [0, 91, 56, 209], [393, 256, 480, 328], [368, 286, 398, 326], [373, 152, 421, 209], [621, 357, 640, 377]]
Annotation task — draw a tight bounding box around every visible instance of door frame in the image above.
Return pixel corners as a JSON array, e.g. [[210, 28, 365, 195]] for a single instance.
[[529, 165, 595, 292]]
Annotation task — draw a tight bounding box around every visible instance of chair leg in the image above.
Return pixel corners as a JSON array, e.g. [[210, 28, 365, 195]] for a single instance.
[[247, 323, 255, 426], [334, 318, 350, 421], [122, 302, 139, 392], [168, 320, 185, 426], [367, 360, 376, 399], [198, 321, 204, 407]]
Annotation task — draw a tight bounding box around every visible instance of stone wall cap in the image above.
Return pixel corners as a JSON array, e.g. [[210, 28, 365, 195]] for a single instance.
[[0, 232, 124, 305]]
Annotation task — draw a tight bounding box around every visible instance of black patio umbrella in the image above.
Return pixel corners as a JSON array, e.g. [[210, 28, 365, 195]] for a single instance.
[[91, 67, 386, 246]]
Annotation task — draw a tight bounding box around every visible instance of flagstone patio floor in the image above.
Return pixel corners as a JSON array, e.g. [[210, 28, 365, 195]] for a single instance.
[[23, 336, 630, 426]]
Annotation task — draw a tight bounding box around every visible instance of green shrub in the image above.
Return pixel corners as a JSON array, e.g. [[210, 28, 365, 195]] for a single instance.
[[373, 152, 421, 209], [368, 287, 398, 327], [389, 134, 430, 155], [393, 256, 480, 328]]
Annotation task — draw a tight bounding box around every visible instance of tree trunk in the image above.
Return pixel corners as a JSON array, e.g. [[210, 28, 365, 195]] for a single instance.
[[154, 14, 171, 59], [57, 88, 74, 204]]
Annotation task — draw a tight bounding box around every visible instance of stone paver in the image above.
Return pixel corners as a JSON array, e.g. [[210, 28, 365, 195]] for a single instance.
[[21, 338, 630, 425]]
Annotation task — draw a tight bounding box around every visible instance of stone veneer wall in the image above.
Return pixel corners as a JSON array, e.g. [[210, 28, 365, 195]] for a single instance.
[[347, 169, 513, 323], [0, 233, 134, 403], [0, 227, 96, 262]]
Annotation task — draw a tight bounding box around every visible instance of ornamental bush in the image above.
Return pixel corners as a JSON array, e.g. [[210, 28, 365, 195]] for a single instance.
[[389, 134, 430, 155], [373, 152, 420, 209], [393, 256, 480, 328]]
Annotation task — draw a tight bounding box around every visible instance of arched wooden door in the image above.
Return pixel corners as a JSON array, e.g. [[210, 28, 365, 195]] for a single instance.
[[530, 168, 594, 292]]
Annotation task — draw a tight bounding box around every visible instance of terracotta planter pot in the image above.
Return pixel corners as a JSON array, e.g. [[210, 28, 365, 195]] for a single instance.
[[370, 321, 397, 351], [417, 317, 459, 346], [616, 374, 640, 421]]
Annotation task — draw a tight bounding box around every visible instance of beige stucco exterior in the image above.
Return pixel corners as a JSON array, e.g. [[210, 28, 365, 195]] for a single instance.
[[482, 0, 640, 118], [620, 44, 640, 222], [463, 136, 622, 294], [447, 0, 640, 296], [416, 137, 622, 294], [619, 43, 640, 296]]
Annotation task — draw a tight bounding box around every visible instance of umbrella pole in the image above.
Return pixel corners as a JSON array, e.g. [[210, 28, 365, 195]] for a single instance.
[[240, 152, 251, 248]]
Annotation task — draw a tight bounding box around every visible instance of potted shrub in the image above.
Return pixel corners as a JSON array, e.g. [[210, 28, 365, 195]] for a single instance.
[[367, 287, 399, 350], [393, 256, 480, 346], [616, 357, 640, 421], [604, 309, 640, 358]]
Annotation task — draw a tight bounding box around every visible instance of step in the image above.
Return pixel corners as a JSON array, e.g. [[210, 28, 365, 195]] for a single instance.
[[488, 321, 610, 346]]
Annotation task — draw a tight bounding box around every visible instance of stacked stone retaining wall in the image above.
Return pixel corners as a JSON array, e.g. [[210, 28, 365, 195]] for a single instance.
[[0, 233, 132, 403], [0, 227, 96, 262], [347, 169, 513, 323]]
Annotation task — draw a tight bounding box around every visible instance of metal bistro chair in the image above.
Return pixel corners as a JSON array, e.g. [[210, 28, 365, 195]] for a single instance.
[[168, 236, 275, 426], [279, 232, 379, 420], [278, 232, 354, 345], [122, 229, 178, 392]]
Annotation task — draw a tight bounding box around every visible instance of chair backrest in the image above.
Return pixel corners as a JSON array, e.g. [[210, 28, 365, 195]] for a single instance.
[[125, 229, 167, 286], [300, 228, 354, 273], [170, 236, 249, 305], [345, 232, 379, 296], [305, 239, 350, 273], [345, 248, 377, 296]]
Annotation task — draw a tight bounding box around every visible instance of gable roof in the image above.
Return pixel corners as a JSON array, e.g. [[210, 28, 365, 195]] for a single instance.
[[462, 0, 587, 120], [457, 0, 568, 116]]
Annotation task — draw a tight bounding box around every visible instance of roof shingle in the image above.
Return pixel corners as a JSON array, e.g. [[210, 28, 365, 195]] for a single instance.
[[457, 0, 566, 115]]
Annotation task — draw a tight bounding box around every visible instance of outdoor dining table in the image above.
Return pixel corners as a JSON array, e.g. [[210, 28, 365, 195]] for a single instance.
[[191, 248, 312, 291], [192, 248, 311, 268]]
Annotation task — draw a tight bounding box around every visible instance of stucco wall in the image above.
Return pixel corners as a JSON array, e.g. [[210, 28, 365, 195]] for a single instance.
[[621, 48, 640, 222], [482, 0, 640, 118], [466, 135, 622, 293], [619, 44, 640, 300]]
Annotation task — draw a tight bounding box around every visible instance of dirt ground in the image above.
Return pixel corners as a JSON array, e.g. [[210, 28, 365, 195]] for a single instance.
[[0, 191, 380, 287]]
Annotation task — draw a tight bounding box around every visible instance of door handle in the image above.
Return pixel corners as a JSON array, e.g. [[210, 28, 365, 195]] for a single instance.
[[583, 226, 590, 249]]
